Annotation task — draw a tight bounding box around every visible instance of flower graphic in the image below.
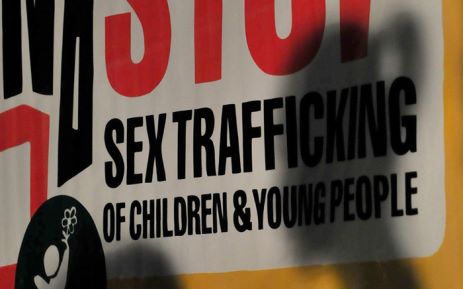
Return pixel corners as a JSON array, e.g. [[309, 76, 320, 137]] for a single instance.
[[62, 207, 77, 235]]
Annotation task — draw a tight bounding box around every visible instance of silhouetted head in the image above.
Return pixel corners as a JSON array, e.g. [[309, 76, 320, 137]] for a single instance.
[[43, 245, 60, 278]]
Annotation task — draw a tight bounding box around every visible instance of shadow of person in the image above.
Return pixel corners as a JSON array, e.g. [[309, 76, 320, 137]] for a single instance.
[[105, 244, 183, 289], [280, 13, 423, 289]]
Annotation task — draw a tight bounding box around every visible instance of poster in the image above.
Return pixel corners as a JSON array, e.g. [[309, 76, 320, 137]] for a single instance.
[[1, 0, 462, 288]]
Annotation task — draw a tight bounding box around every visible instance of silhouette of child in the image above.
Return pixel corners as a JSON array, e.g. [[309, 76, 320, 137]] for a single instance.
[[33, 231, 70, 289]]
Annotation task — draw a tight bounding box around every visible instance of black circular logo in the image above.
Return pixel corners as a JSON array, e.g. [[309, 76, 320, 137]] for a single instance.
[[15, 196, 106, 289]]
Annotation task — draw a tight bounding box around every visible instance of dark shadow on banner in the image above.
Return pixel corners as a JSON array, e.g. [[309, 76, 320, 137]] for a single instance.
[[106, 244, 182, 289], [281, 13, 423, 289]]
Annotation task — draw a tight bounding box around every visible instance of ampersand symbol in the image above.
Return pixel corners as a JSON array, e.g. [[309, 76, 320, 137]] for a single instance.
[[233, 190, 252, 232]]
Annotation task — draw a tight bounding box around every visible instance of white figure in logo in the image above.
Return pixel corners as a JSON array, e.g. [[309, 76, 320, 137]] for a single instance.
[[34, 207, 77, 289]]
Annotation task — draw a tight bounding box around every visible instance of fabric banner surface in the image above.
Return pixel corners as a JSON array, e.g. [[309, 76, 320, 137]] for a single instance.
[[0, 0, 461, 288]]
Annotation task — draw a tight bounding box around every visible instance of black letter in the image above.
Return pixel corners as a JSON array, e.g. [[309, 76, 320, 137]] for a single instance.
[[103, 203, 115, 242], [300, 92, 324, 166], [2, 0, 54, 98], [173, 110, 192, 179], [145, 114, 167, 182], [242, 101, 262, 172], [326, 88, 348, 163], [104, 119, 125, 188], [358, 82, 387, 158], [389, 77, 417, 155], [405, 171, 418, 215], [130, 201, 142, 240], [126, 117, 143, 185], [58, 0, 94, 186], [263, 98, 284, 170], [218, 104, 241, 175], [193, 108, 216, 177]]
